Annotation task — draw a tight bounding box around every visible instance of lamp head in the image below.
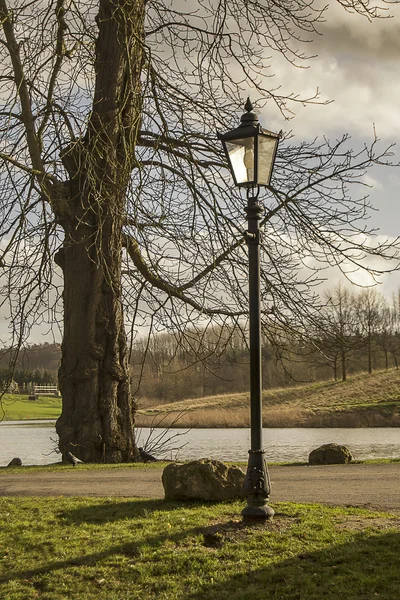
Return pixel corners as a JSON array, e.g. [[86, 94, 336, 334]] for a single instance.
[[218, 99, 280, 188]]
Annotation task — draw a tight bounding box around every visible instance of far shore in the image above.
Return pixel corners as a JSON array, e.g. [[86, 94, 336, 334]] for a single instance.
[[134, 412, 400, 429], [3, 368, 400, 428], [3, 413, 400, 429]]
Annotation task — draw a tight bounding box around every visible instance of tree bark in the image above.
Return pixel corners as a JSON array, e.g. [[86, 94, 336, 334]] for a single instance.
[[333, 357, 337, 381], [56, 0, 145, 462], [341, 346, 347, 382], [56, 202, 136, 462], [368, 324, 372, 374]]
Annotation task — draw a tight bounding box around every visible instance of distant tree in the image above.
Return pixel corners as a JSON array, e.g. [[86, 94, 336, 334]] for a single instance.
[[0, 0, 399, 461], [318, 285, 360, 382], [376, 291, 400, 370], [356, 289, 385, 374]]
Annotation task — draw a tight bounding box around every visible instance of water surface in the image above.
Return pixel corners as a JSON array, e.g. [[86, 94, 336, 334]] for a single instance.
[[0, 421, 399, 466]]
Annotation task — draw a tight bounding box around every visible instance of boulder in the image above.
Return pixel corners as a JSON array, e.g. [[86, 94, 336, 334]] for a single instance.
[[162, 458, 246, 501], [7, 457, 22, 467], [308, 443, 353, 465]]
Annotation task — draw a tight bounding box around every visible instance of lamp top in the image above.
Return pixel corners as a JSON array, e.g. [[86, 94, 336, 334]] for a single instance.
[[239, 98, 259, 128], [217, 98, 281, 142]]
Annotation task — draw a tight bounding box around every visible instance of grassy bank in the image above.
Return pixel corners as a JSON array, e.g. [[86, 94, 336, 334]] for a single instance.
[[136, 368, 400, 428], [1, 496, 400, 599], [1, 394, 61, 421]]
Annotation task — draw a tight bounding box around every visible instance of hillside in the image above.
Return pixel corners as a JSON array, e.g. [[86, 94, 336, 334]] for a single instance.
[[2, 369, 400, 427], [136, 368, 400, 428]]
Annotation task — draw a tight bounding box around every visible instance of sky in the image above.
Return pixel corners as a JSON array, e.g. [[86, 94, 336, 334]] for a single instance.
[[257, 1, 400, 297], [269, 4, 400, 142], [1, 1, 400, 344]]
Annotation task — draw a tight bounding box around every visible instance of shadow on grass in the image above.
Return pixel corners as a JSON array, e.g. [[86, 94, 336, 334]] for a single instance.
[[0, 537, 172, 586], [0, 501, 223, 586], [183, 530, 400, 600], [3, 522, 399, 598], [58, 498, 219, 524], [2, 501, 400, 598]]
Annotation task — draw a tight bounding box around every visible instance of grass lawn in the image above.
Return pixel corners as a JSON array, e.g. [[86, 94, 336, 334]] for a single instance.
[[0, 497, 399, 600], [1, 394, 61, 421], [3, 457, 400, 476], [1, 462, 174, 474]]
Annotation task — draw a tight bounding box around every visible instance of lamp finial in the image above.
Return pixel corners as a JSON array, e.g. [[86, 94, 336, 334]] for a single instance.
[[244, 97, 253, 113], [240, 98, 258, 127]]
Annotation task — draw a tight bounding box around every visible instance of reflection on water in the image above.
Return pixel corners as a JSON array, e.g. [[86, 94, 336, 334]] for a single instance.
[[0, 422, 399, 466]]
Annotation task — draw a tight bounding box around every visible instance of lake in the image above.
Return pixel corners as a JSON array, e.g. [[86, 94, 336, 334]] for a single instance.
[[0, 421, 399, 466]]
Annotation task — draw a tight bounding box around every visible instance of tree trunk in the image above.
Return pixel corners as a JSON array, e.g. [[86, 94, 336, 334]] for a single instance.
[[56, 0, 145, 462], [341, 347, 347, 382], [368, 327, 372, 374], [333, 357, 338, 381], [56, 205, 136, 463]]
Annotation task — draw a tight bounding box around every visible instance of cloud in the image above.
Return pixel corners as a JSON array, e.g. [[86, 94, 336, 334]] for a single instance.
[[257, 3, 400, 141]]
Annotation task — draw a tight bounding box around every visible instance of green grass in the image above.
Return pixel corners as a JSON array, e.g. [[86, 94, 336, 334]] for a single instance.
[[1, 497, 399, 599], [0, 462, 174, 474], [4, 458, 400, 476], [0, 394, 61, 421]]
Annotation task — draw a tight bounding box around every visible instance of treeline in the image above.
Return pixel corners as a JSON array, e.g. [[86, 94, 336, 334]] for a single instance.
[[1, 285, 400, 401], [0, 368, 58, 386], [0, 343, 60, 387], [131, 285, 400, 404]]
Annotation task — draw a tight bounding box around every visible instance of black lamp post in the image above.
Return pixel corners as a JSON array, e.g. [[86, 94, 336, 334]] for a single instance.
[[218, 99, 280, 519]]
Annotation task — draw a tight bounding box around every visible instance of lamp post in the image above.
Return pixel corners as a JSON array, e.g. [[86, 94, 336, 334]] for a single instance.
[[218, 99, 280, 519]]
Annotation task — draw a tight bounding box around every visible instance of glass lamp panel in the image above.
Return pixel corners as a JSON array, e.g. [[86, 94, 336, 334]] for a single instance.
[[257, 134, 279, 186], [225, 136, 255, 185]]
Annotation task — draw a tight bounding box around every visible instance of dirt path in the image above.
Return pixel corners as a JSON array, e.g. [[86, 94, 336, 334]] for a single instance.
[[1, 463, 400, 512]]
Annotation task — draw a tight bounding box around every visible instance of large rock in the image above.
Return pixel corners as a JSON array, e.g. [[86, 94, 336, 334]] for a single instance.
[[309, 443, 353, 465], [162, 458, 246, 501]]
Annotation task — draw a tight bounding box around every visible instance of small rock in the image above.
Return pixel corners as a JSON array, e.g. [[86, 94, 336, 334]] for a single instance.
[[308, 443, 353, 465], [162, 458, 245, 502], [7, 457, 22, 467]]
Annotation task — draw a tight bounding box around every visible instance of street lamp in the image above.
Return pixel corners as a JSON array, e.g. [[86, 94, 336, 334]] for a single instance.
[[218, 98, 280, 519]]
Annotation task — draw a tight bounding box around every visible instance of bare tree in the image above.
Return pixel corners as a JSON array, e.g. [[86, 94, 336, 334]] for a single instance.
[[318, 285, 361, 382], [0, 0, 399, 461], [356, 288, 385, 374], [376, 291, 400, 370]]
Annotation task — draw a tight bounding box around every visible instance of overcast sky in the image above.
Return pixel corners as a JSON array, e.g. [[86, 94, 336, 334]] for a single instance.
[[265, 2, 400, 139], [258, 2, 400, 296]]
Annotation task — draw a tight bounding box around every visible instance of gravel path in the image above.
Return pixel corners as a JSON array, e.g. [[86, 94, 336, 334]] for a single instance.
[[1, 463, 400, 512]]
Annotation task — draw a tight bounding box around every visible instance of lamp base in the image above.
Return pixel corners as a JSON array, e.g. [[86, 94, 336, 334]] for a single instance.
[[242, 449, 274, 520], [241, 503, 275, 520]]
